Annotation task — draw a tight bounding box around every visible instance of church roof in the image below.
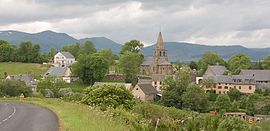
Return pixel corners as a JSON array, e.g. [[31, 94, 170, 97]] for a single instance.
[[156, 32, 164, 49], [141, 57, 152, 65]]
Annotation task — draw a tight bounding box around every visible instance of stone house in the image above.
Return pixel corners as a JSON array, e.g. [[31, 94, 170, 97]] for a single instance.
[[240, 70, 270, 89], [43, 67, 76, 83], [6, 74, 37, 92], [132, 83, 158, 101], [197, 65, 256, 94], [53, 52, 75, 67]]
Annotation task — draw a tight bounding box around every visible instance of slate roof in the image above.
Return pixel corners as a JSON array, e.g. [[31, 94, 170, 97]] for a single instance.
[[208, 66, 226, 75], [44, 67, 67, 77], [240, 70, 270, 81], [93, 82, 131, 87], [12, 74, 36, 86], [137, 83, 158, 95], [61, 52, 75, 58], [205, 75, 255, 84]]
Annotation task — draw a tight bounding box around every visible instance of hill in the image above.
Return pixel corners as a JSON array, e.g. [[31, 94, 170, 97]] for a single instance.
[[141, 42, 270, 62], [0, 30, 269, 61], [0, 30, 122, 53]]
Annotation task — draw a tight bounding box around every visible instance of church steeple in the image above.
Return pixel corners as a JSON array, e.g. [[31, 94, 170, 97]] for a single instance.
[[156, 32, 164, 49]]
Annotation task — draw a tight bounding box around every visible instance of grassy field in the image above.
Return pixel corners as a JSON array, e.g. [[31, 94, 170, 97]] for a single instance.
[[0, 62, 50, 79], [0, 97, 130, 131]]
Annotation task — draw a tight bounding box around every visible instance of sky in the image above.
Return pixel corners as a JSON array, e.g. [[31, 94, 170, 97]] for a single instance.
[[0, 0, 270, 48]]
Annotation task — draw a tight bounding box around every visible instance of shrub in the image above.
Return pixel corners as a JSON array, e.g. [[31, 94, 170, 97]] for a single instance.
[[217, 117, 249, 131], [0, 80, 32, 97], [81, 85, 135, 110]]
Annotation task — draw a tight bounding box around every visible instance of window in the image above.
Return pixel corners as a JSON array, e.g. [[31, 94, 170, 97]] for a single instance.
[[218, 86, 222, 89], [154, 81, 157, 85], [234, 86, 236, 88], [249, 86, 252, 90], [225, 83, 227, 85], [239, 86, 241, 89], [136, 88, 139, 90], [163, 52, 165, 56], [160, 81, 162, 85], [160, 52, 162, 56], [219, 91, 221, 94], [223, 91, 226, 94], [224, 86, 228, 89]]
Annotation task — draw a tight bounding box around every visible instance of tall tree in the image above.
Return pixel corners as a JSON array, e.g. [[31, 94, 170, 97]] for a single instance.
[[79, 40, 96, 55], [0, 40, 17, 62], [118, 51, 143, 84], [160, 65, 191, 108], [228, 53, 251, 74], [262, 55, 270, 69], [215, 94, 232, 112], [197, 51, 226, 76], [182, 84, 209, 112], [72, 54, 109, 85], [120, 40, 144, 54], [62, 42, 81, 58]]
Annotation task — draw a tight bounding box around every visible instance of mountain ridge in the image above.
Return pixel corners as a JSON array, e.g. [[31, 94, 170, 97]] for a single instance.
[[0, 30, 269, 61]]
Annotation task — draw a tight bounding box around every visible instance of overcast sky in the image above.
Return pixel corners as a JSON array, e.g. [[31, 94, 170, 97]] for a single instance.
[[0, 0, 270, 48]]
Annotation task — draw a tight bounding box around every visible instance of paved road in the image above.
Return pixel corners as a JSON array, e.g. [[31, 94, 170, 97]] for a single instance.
[[0, 102, 59, 131]]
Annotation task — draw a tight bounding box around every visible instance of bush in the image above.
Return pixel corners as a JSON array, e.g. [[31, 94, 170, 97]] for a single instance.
[[217, 117, 249, 131], [0, 80, 32, 97], [81, 85, 135, 110]]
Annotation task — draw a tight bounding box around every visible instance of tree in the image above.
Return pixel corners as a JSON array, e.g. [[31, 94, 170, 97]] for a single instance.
[[215, 94, 232, 112], [189, 61, 198, 70], [72, 54, 109, 85], [197, 51, 226, 76], [81, 85, 135, 110], [48, 47, 57, 58], [62, 42, 81, 58], [182, 84, 209, 112], [37, 77, 67, 97], [0, 41, 17, 62], [79, 40, 96, 55], [98, 49, 115, 66], [227, 53, 251, 74], [262, 55, 270, 69], [227, 88, 241, 101], [118, 51, 143, 84], [160, 65, 191, 108], [120, 40, 144, 54], [17, 41, 43, 63]]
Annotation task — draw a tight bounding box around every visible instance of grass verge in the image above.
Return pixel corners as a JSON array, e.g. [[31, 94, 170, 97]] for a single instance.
[[0, 97, 130, 131]]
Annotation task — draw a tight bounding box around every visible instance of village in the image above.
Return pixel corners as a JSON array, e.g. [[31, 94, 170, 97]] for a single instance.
[[2, 32, 270, 125]]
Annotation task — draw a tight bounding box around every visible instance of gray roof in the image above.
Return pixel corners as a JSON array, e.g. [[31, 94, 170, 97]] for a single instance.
[[93, 82, 131, 87], [61, 52, 75, 58], [137, 83, 158, 95], [240, 70, 270, 81], [13, 74, 36, 86], [44, 67, 67, 77], [208, 66, 226, 75], [205, 75, 255, 84]]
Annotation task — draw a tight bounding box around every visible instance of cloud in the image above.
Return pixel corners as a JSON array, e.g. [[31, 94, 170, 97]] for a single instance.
[[0, 0, 269, 47]]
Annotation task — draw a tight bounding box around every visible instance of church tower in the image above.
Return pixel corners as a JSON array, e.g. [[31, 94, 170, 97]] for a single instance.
[[152, 32, 172, 75]]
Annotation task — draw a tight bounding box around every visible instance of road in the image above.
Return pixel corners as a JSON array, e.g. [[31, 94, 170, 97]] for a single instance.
[[0, 102, 59, 131]]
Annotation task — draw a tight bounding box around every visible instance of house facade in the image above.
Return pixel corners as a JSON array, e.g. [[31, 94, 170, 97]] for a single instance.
[[6, 74, 37, 92], [132, 83, 158, 101], [198, 65, 256, 94], [54, 52, 75, 67]]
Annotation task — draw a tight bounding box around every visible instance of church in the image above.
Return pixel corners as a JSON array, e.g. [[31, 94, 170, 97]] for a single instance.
[[140, 32, 173, 91]]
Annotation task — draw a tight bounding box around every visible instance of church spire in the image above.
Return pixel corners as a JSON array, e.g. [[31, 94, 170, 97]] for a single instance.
[[156, 32, 164, 49]]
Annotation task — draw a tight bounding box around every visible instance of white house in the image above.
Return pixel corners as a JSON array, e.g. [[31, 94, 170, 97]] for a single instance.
[[54, 52, 75, 67]]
